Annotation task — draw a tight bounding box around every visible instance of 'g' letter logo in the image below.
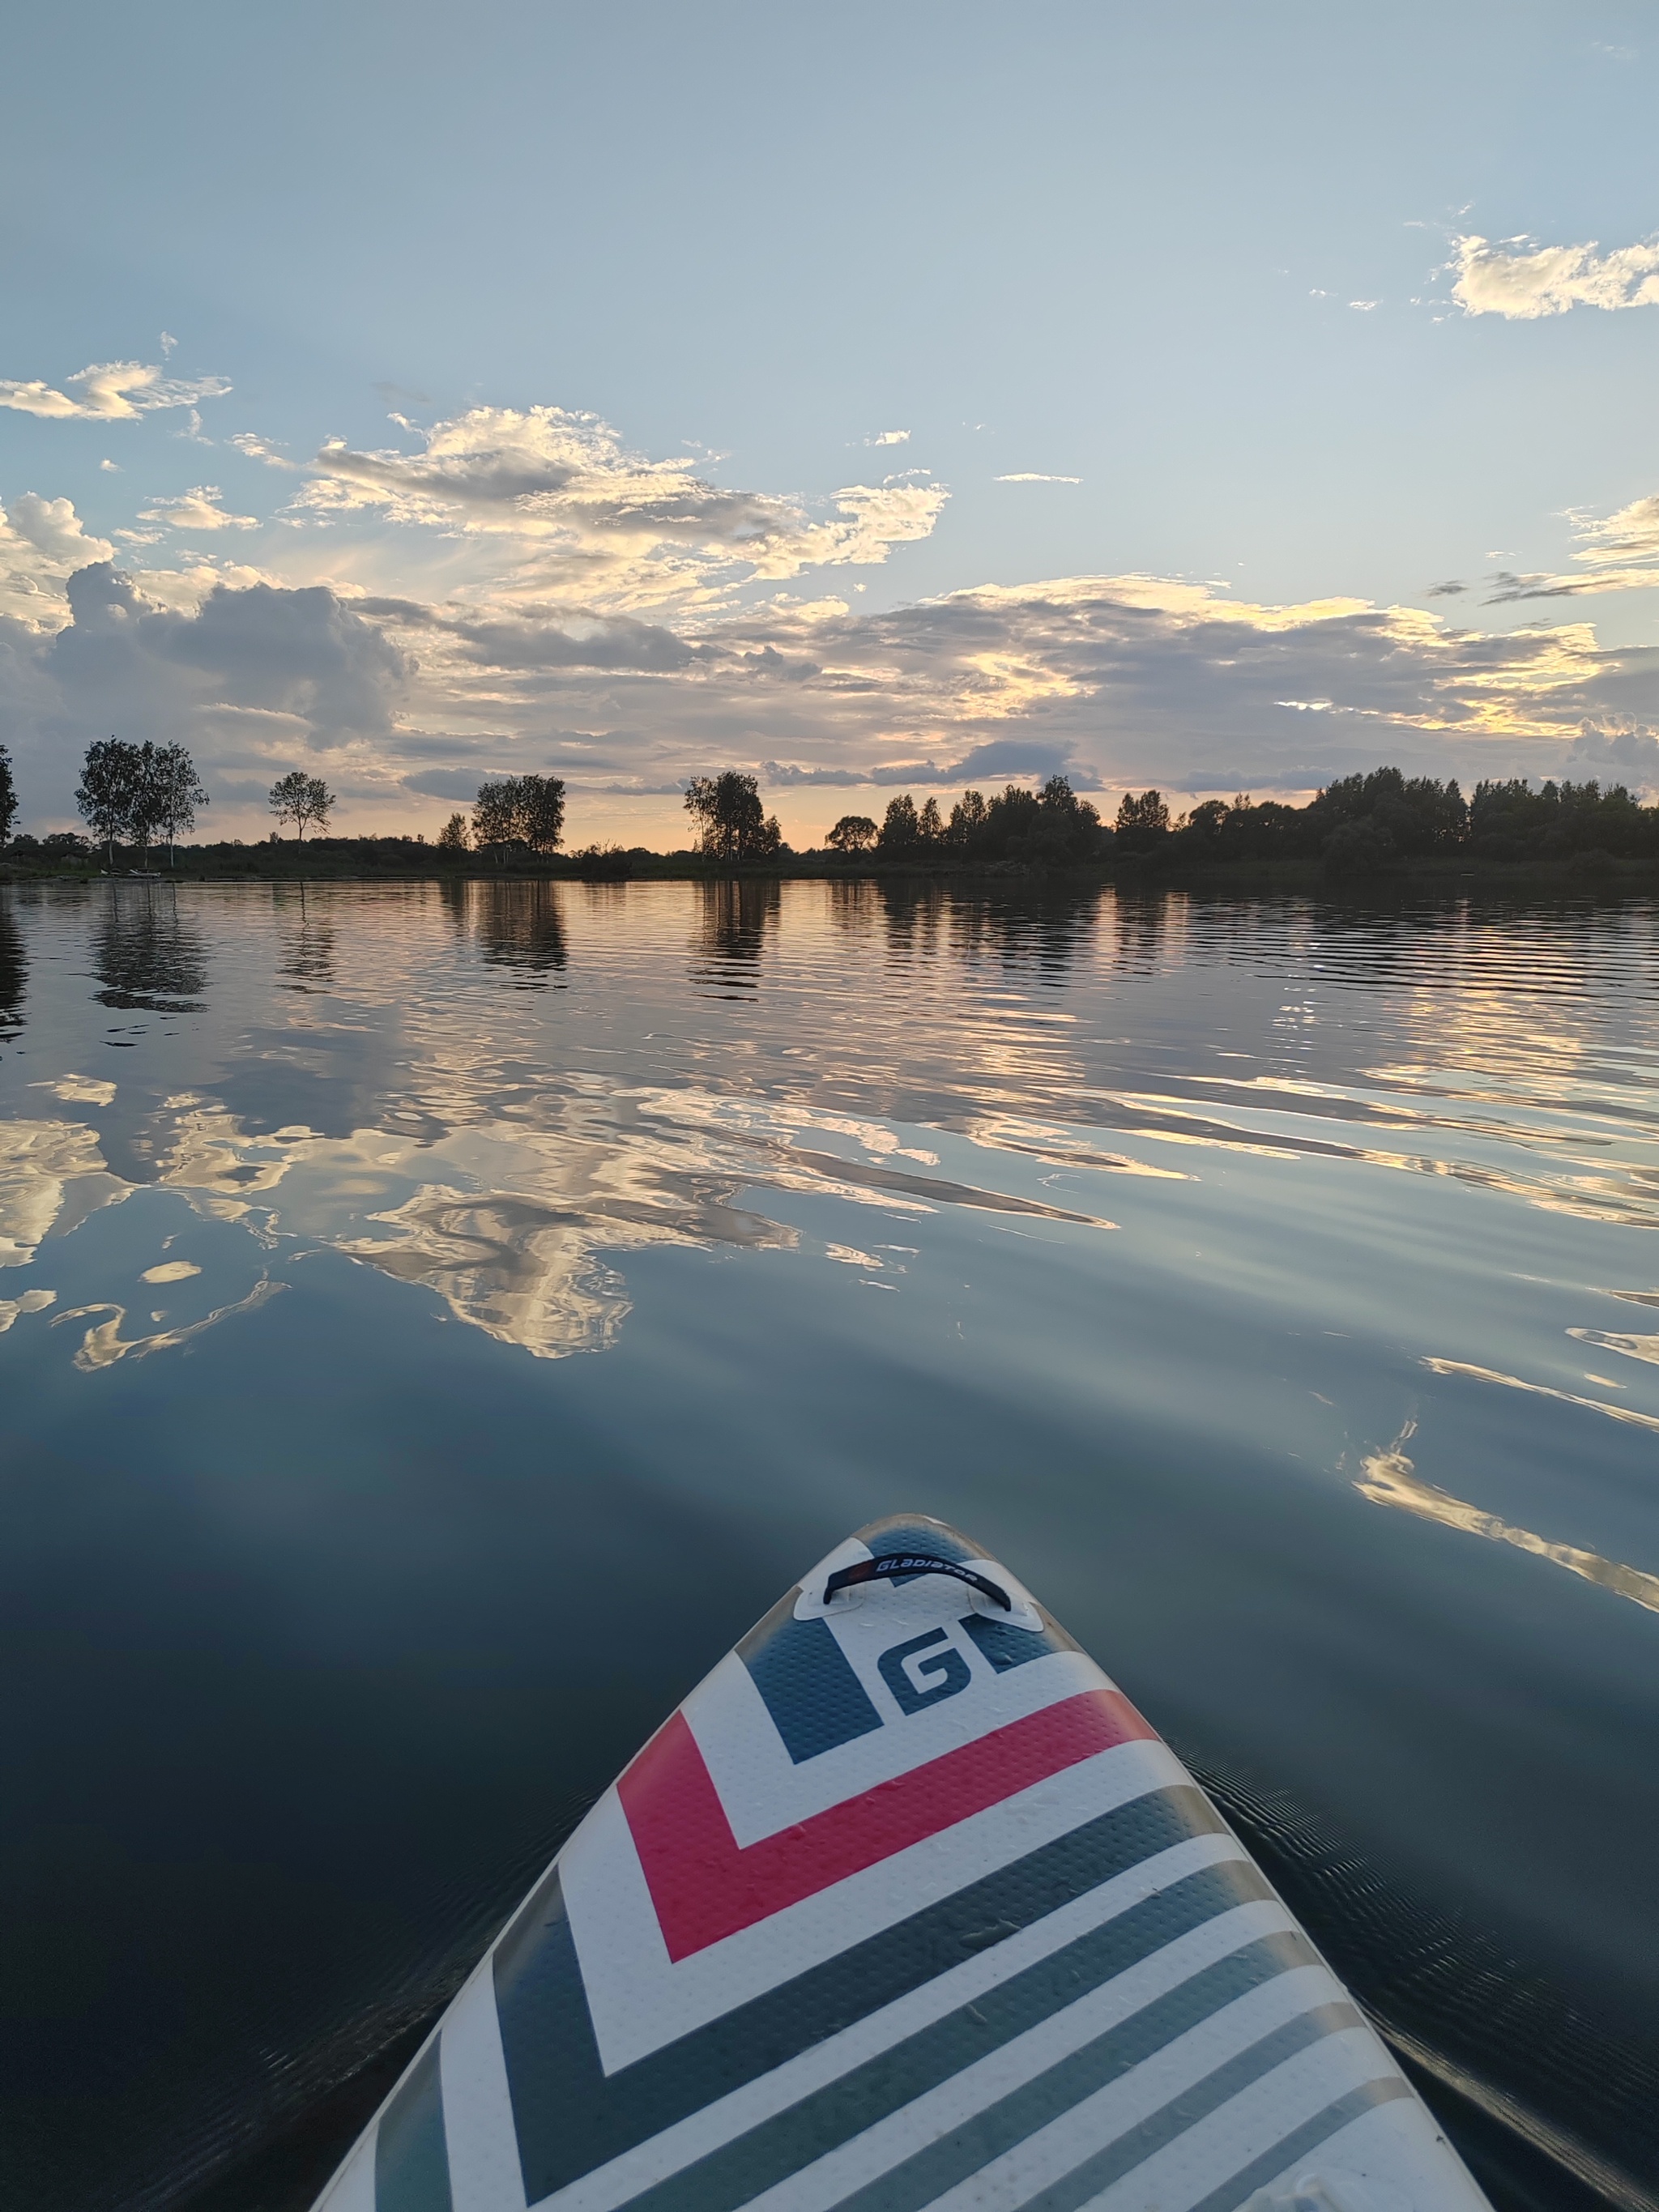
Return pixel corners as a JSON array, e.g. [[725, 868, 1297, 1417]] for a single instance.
[[877, 1629, 971, 1716]]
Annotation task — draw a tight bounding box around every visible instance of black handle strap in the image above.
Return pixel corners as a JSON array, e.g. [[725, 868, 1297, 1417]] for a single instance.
[[822, 1553, 1011, 1610]]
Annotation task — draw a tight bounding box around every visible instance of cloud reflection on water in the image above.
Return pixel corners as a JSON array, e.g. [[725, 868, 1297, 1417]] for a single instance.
[[7, 880, 1659, 1377], [1358, 1426, 1659, 1613]]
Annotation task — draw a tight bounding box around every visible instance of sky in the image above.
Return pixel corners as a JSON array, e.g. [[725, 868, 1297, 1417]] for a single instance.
[[2, 0, 1657, 848]]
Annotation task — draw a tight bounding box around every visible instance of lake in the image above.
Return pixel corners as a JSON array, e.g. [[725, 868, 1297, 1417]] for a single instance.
[[3, 876, 1657, 2212]]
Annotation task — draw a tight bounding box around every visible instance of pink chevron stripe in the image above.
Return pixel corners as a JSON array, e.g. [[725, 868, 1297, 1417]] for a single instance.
[[618, 1688, 1155, 1961]]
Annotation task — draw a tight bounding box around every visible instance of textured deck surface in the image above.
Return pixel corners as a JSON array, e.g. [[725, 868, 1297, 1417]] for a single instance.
[[312, 1517, 1491, 2212]]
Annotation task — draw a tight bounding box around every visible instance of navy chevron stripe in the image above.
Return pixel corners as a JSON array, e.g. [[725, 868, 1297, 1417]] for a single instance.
[[373, 2039, 450, 2212], [1185, 2075, 1415, 2212], [493, 1784, 1234, 2203], [822, 1937, 1333, 2212], [1012, 2000, 1371, 2212], [739, 1590, 885, 1763], [615, 1861, 1278, 2212]]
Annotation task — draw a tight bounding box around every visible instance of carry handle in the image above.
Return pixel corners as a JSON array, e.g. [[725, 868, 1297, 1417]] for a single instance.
[[822, 1553, 1011, 1611]]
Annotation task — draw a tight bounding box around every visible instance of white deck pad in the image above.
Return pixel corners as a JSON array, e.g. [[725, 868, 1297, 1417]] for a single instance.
[[312, 1515, 1492, 2212]]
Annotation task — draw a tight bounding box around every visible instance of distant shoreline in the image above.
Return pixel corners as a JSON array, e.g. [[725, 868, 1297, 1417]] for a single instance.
[[7, 846, 1659, 895]]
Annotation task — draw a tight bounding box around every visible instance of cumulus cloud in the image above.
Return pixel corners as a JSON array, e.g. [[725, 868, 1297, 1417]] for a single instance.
[[6, 554, 1657, 833], [868, 430, 910, 445], [996, 473, 1082, 484], [0, 564, 409, 825], [0, 359, 232, 420], [6, 371, 1657, 836], [288, 404, 948, 609], [0, 494, 117, 624], [1451, 232, 1659, 319], [1560, 721, 1659, 796], [137, 485, 260, 533]]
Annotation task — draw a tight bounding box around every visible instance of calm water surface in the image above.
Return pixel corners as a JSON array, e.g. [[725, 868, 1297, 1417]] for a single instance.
[[3, 879, 1657, 2212]]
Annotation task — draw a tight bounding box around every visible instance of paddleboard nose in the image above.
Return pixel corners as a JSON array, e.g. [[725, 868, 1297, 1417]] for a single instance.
[[313, 1516, 1492, 2212]]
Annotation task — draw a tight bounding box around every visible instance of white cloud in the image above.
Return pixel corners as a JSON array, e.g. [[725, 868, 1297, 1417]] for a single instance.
[[1475, 488, 1659, 603], [1563, 721, 1659, 796], [1451, 232, 1659, 318], [5, 554, 1656, 836], [5, 378, 1657, 837], [996, 473, 1082, 484], [868, 429, 910, 445], [0, 494, 117, 623], [0, 359, 232, 420], [137, 485, 260, 533], [1349, 300, 1380, 312], [288, 404, 949, 610], [100, 458, 121, 473], [1575, 492, 1659, 568], [231, 432, 299, 471]]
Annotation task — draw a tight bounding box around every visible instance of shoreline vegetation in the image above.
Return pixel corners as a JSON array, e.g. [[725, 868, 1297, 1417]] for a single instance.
[[5, 750, 1659, 893]]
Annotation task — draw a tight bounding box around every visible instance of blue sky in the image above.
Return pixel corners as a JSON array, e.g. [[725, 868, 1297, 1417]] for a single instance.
[[3, 1, 1657, 842]]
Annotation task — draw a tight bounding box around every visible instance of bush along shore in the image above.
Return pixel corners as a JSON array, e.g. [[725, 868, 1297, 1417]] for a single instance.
[[6, 753, 1659, 889]]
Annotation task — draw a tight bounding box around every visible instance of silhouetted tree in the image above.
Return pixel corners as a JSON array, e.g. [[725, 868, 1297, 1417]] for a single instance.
[[0, 744, 15, 846], [877, 778, 1101, 865], [148, 743, 208, 866], [825, 813, 878, 852], [472, 781, 518, 863], [877, 793, 923, 854], [683, 772, 782, 861], [77, 738, 145, 867], [946, 790, 987, 845], [1114, 790, 1170, 851], [518, 774, 566, 854], [467, 775, 564, 863], [1307, 767, 1465, 855], [437, 812, 470, 855], [268, 769, 335, 844]]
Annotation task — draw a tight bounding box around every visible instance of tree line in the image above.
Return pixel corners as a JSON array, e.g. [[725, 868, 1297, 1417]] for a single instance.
[[1108, 767, 1659, 869], [7, 740, 1659, 877], [826, 778, 1105, 866], [435, 774, 568, 863]]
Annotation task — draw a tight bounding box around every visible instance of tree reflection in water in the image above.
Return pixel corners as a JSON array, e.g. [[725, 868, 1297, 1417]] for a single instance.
[[472, 880, 569, 987], [91, 885, 208, 1012], [824, 880, 880, 944], [876, 881, 945, 965], [1110, 889, 1176, 976], [0, 897, 23, 1042], [692, 879, 779, 990], [947, 889, 1102, 987], [275, 884, 337, 992]]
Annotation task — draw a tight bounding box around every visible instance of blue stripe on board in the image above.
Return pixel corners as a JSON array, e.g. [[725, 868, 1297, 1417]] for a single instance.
[[737, 1589, 885, 1763], [820, 1943, 1340, 2212], [1186, 2076, 1415, 2212], [1013, 2001, 1370, 2212], [614, 1862, 1280, 2212], [492, 1783, 1235, 2203], [373, 2039, 451, 2212]]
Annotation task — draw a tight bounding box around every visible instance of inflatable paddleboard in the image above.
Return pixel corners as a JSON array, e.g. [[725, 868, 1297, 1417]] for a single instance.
[[313, 1517, 1491, 2212]]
